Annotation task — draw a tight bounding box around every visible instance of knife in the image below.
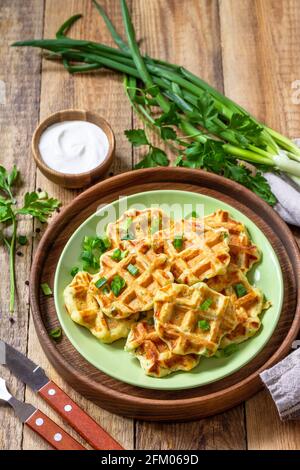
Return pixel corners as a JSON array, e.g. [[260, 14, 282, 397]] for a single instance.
[[0, 340, 123, 450], [0, 377, 85, 450]]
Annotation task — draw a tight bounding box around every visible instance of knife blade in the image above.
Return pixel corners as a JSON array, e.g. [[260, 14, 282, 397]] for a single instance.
[[0, 340, 49, 391], [0, 340, 123, 450]]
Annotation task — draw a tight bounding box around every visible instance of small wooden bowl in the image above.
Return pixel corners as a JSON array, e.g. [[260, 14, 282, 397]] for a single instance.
[[32, 109, 115, 189]]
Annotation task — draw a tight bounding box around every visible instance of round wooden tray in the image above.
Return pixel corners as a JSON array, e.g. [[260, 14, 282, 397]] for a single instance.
[[30, 168, 300, 422]]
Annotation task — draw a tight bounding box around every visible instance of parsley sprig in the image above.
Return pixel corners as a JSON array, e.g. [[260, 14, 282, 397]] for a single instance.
[[0, 165, 60, 312]]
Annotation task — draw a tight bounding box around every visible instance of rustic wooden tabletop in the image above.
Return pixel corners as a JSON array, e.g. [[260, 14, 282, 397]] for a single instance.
[[1, 0, 300, 450]]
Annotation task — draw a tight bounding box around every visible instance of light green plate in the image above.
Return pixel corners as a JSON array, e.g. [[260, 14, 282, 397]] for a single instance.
[[54, 190, 283, 390]]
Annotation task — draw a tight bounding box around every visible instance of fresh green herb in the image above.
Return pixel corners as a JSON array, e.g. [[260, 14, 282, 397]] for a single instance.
[[173, 235, 184, 250], [223, 343, 239, 357], [16, 0, 300, 203], [17, 235, 28, 245], [198, 319, 210, 331], [0, 165, 59, 312], [70, 266, 80, 277], [49, 327, 62, 341], [127, 263, 139, 276], [102, 285, 110, 294], [234, 283, 248, 298], [111, 248, 122, 261], [80, 235, 111, 271], [223, 231, 229, 239], [120, 217, 135, 240], [0, 165, 18, 201], [199, 298, 213, 311], [95, 277, 107, 289], [160, 126, 177, 141], [124, 129, 149, 147], [41, 283, 52, 296], [111, 274, 126, 296]]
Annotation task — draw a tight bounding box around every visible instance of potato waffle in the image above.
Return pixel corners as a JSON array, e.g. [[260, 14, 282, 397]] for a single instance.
[[207, 265, 264, 346], [154, 283, 237, 356], [64, 271, 138, 343], [205, 210, 261, 272], [90, 240, 174, 319], [107, 207, 172, 248], [152, 222, 230, 285], [125, 319, 199, 377]]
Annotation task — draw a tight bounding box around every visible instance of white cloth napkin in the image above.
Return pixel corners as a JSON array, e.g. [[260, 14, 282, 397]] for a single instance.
[[260, 346, 300, 420], [263, 139, 300, 226], [264, 172, 300, 226]]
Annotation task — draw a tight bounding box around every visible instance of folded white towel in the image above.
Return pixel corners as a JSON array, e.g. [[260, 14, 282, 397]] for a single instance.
[[263, 139, 300, 226], [263, 172, 300, 226]]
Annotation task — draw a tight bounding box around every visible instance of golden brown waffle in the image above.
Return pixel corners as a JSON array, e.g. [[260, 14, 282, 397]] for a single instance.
[[90, 240, 174, 319], [64, 271, 138, 343], [125, 319, 200, 377], [154, 283, 237, 356], [152, 222, 230, 285], [207, 265, 265, 346], [204, 209, 261, 272], [106, 208, 172, 248]]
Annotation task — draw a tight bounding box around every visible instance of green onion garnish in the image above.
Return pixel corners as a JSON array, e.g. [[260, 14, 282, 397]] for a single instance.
[[111, 248, 122, 261], [41, 283, 52, 296], [173, 235, 184, 250], [198, 319, 210, 331], [127, 263, 139, 276], [199, 298, 212, 311], [102, 285, 110, 294], [111, 275, 126, 296], [185, 211, 199, 219], [70, 266, 80, 277], [49, 327, 62, 341], [234, 283, 248, 298], [95, 277, 107, 289]]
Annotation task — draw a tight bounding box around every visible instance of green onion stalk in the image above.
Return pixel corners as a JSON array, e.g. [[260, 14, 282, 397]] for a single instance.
[[12, 0, 300, 204]]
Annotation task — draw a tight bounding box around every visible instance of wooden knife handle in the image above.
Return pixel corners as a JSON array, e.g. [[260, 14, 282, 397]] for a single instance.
[[26, 409, 86, 450], [39, 381, 123, 450]]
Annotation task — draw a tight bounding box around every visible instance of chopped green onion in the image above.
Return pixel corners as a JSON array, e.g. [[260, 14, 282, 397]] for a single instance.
[[199, 298, 212, 311], [49, 327, 62, 341], [198, 319, 210, 331], [111, 275, 126, 296], [102, 285, 110, 294], [111, 248, 122, 261], [127, 263, 139, 276], [185, 211, 199, 219], [70, 266, 80, 277], [223, 343, 239, 357], [234, 283, 248, 298], [41, 283, 52, 296], [95, 277, 107, 289], [121, 249, 129, 259], [173, 235, 184, 250], [17, 235, 28, 245]]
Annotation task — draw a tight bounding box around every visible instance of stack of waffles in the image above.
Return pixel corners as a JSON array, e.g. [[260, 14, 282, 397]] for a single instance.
[[64, 208, 268, 377]]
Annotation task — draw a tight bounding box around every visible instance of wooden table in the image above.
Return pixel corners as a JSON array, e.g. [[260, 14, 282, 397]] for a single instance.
[[1, 0, 300, 450]]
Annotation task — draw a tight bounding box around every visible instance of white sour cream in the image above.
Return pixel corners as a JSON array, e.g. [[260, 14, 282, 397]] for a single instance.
[[39, 120, 109, 174]]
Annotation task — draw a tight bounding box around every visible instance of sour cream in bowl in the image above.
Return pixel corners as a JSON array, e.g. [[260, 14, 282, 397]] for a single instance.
[[32, 110, 115, 188]]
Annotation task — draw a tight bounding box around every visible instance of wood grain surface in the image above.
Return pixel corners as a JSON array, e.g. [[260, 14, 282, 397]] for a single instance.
[[0, 0, 300, 450]]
